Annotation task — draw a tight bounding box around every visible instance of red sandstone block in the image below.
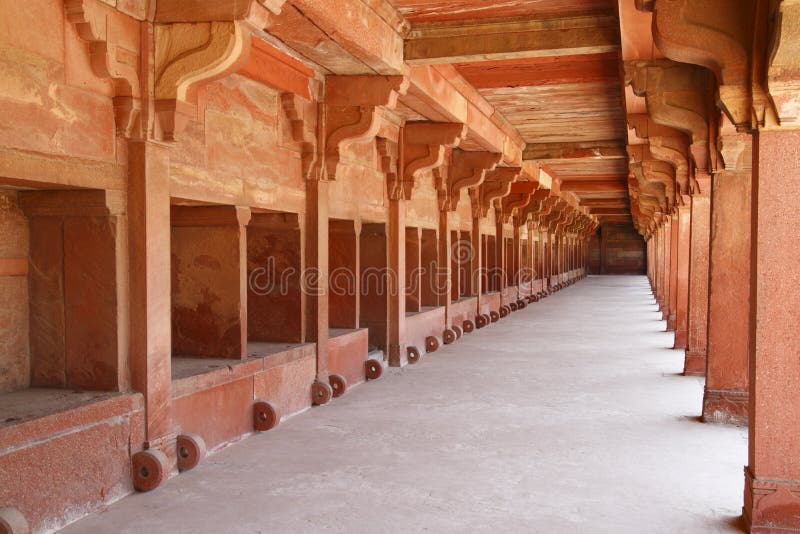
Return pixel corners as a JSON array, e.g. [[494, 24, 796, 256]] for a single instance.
[[254, 355, 316, 419], [328, 329, 369, 388]]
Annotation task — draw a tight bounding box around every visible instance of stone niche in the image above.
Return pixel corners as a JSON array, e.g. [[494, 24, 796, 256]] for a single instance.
[[329, 219, 360, 330], [359, 222, 389, 352], [247, 212, 303, 344], [0, 188, 127, 393], [406, 226, 440, 313], [171, 204, 249, 359], [405, 227, 421, 313], [419, 228, 439, 308], [482, 234, 499, 293], [505, 236, 514, 286], [451, 230, 473, 301]]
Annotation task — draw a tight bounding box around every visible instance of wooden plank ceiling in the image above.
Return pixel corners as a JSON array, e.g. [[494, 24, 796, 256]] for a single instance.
[[392, 0, 631, 224]]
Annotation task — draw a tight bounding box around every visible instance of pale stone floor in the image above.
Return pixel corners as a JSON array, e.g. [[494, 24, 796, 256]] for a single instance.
[[62, 276, 747, 533]]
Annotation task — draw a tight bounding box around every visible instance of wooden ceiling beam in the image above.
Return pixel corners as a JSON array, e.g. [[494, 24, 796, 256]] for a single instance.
[[405, 13, 620, 65], [524, 141, 627, 161], [560, 180, 628, 193]]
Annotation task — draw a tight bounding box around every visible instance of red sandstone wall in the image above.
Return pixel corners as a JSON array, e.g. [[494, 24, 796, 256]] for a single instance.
[[0, 192, 29, 393], [598, 223, 646, 275], [172, 76, 306, 213]]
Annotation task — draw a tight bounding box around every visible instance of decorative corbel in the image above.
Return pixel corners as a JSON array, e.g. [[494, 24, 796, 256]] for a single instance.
[[625, 60, 712, 172], [501, 180, 537, 223], [433, 166, 450, 212], [401, 122, 467, 201], [322, 76, 408, 181], [637, 0, 757, 129], [154, 21, 252, 140], [65, 0, 142, 138], [628, 145, 675, 209], [377, 138, 401, 200], [718, 116, 753, 171], [447, 150, 502, 211], [479, 167, 521, 218], [281, 93, 320, 181], [766, 1, 800, 129], [628, 113, 691, 195]]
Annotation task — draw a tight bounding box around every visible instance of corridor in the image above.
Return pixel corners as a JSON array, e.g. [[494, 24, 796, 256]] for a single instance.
[[63, 276, 746, 533]]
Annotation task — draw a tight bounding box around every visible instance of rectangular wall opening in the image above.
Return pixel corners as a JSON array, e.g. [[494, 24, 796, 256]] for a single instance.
[[359, 223, 388, 353], [1, 187, 127, 426], [420, 229, 439, 308], [405, 227, 421, 313], [505, 237, 514, 286], [171, 205, 247, 362], [247, 212, 303, 349], [330, 219, 359, 330]]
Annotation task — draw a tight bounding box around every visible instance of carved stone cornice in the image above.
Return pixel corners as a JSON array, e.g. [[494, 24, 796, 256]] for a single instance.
[[153, 0, 286, 23], [401, 122, 467, 201], [447, 150, 503, 211], [323, 75, 409, 181], [625, 60, 713, 172]]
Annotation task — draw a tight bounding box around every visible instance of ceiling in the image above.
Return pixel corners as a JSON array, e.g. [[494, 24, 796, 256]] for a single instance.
[[394, 0, 631, 224]]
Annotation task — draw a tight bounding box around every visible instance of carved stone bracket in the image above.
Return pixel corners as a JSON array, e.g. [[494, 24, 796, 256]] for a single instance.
[[625, 60, 712, 172], [401, 122, 467, 201], [65, 0, 142, 138], [323, 76, 409, 181], [637, 0, 757, 129], [501, 179, 537, 223], [155, 21, 252, 140], [448, 150, 502, 211], [281, 93, 319, 181], [766, 1, 800, 129], [628, 113, 691, 195], [479, 167, 521, 218], [378, 138, 401, 200]]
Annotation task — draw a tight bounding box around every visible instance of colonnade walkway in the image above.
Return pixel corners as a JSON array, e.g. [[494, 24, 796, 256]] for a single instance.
[[63, 276, 746, 533]]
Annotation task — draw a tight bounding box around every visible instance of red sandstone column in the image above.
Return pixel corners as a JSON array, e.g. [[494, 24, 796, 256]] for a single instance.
[[128, 141, 173, 449], [495, 214, 505, 298], [655, 222, 665, 309], [471, 215, 482, 310], [439, 210, 453, 325], [667, 212, 679, 331], [704, 139, 751, 424], [684, 175, 711, 376], [539, 228, 547, 289], [674, 203, 690, 349], [305, 179, 330, 381], [744, 129, 800, 532], [512, 222, 521, 297], [387, 197, 406, 367], [661, 216, 672, 321]]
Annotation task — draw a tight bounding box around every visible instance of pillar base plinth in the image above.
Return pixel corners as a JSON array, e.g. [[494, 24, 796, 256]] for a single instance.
[[673, 329, 688, 350], [683, 349, 706, 376], [744, 467, 800, 533], [667, 315, 677, 332], [703, 388, 748, 425]]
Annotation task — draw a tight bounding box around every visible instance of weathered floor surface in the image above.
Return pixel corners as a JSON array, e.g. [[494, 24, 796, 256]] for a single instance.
[[62, 276, 747, 533]]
